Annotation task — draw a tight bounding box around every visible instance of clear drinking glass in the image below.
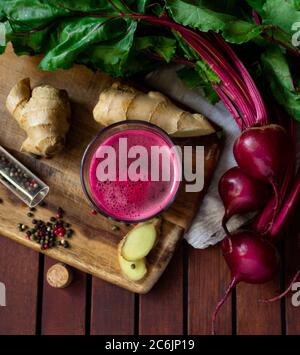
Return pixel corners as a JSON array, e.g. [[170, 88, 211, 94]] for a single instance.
[[0, 146, 49, 207], [80, 120, 181, 223]]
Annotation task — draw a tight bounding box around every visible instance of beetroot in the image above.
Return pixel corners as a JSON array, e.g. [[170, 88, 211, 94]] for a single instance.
[[233, 124, 291, 224], [234, 124, 290, 184], [219, 167, 270, 234], [212, 231, 280, 334]]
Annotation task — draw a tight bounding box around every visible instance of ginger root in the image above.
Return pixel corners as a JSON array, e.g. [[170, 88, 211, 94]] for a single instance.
[[121, 218, 161, 261], [118, 255, 147, 282], [93, 82, 215, 137], [118, 218, 161, 281], [6, 78, 71, 157]]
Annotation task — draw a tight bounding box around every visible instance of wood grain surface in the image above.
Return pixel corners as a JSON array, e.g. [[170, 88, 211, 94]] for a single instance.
[[0, 238, 40, 335], [0, 45, 222, 294], [41, 257, 87, 335]]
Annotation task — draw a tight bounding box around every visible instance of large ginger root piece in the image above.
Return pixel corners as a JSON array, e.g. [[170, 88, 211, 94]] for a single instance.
[[6, 78, 71, 157], [93, 82, 215, 137]]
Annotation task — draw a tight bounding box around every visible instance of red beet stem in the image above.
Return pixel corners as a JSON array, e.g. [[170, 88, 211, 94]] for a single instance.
[[212, 84, 244, 129], [213, 33, 268, 125], [252, 10, 261, 25], [253, 118, 297, 235], [270, 168, 300, 237], [181, 33, 254, 126], [221, 215, 231, 236], [211, 276, 238, 335], [259, 270, 300, 303], [267, 180, 281, 231], [129, 14, 259, 128], [190, 33, 255, 116]]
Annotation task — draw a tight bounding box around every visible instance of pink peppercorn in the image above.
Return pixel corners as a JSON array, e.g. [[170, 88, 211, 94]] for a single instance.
[[57, 228, 65, 235]]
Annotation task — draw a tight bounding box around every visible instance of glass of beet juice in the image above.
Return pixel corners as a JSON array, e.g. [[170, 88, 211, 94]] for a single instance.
[[81, 121, 181, 223]]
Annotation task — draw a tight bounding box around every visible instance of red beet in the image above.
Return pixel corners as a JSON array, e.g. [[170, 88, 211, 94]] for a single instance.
[[212, 231, 280, 334], [233, 124, 291, 226], [219, 167, 270, 234], [234, 124, 290, 184]]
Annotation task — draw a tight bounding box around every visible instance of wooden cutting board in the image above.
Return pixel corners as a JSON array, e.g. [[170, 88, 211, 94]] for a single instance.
[[0, 45, 222, 293]]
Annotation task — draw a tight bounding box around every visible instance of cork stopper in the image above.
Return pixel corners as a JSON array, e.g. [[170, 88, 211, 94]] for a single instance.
[[46, 263, 73, 288]]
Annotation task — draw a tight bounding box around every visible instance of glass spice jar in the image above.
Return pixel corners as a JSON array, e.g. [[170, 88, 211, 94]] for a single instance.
[[0, 146, 49, 207]]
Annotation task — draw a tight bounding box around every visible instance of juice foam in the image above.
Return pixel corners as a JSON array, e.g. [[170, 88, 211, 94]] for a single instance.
[[89, 128, 179, 221]]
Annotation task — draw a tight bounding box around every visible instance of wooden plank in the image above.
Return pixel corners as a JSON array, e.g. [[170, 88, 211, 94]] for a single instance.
[[0, 237, 39, 335], [41, 257, 86, 335], [285, 219, 300, 335], [91, 279, 135, 335], [236, 279, 281, 335], [188, 245, 232, 335], [0, 45, 222, 294], [139, 243, 184, 335]]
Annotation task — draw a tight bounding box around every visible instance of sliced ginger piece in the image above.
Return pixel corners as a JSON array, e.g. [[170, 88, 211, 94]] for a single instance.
[[121, 218, 161, 262], [118, 254, 147, 282]]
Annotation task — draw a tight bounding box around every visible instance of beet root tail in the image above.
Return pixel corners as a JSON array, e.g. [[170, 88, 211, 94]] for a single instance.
[[211, 277, 238, 335], [259, 270, 300, 303], [222, 215, 231, 236]]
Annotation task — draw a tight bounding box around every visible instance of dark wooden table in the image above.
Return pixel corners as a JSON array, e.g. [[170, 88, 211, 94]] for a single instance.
[[0, 219, 299, 335]]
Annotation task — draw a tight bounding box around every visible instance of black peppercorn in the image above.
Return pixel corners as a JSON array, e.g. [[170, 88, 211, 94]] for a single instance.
[[66, 229, 74, 238]]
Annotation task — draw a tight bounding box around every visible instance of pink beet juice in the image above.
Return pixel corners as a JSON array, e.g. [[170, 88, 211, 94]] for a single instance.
[[88, 124, 180, 222]]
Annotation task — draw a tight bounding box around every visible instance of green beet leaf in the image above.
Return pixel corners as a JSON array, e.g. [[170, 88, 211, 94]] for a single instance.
[[262, 0, 300, 35], [133, 36, 176, 62], [166, 0, 263, 43], [78, 21, 137, 77], [261, 46, 300, 121], [39, 17, 131, 70]]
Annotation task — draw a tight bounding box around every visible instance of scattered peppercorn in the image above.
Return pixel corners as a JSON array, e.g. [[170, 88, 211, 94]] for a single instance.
[[18, 205, 74, 251], [57, 207, 64, 214], [66, 229, 73, 238], [111, 225, 120, 232], [130, 264, 136, 269], [60, 239, 69, 248]]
